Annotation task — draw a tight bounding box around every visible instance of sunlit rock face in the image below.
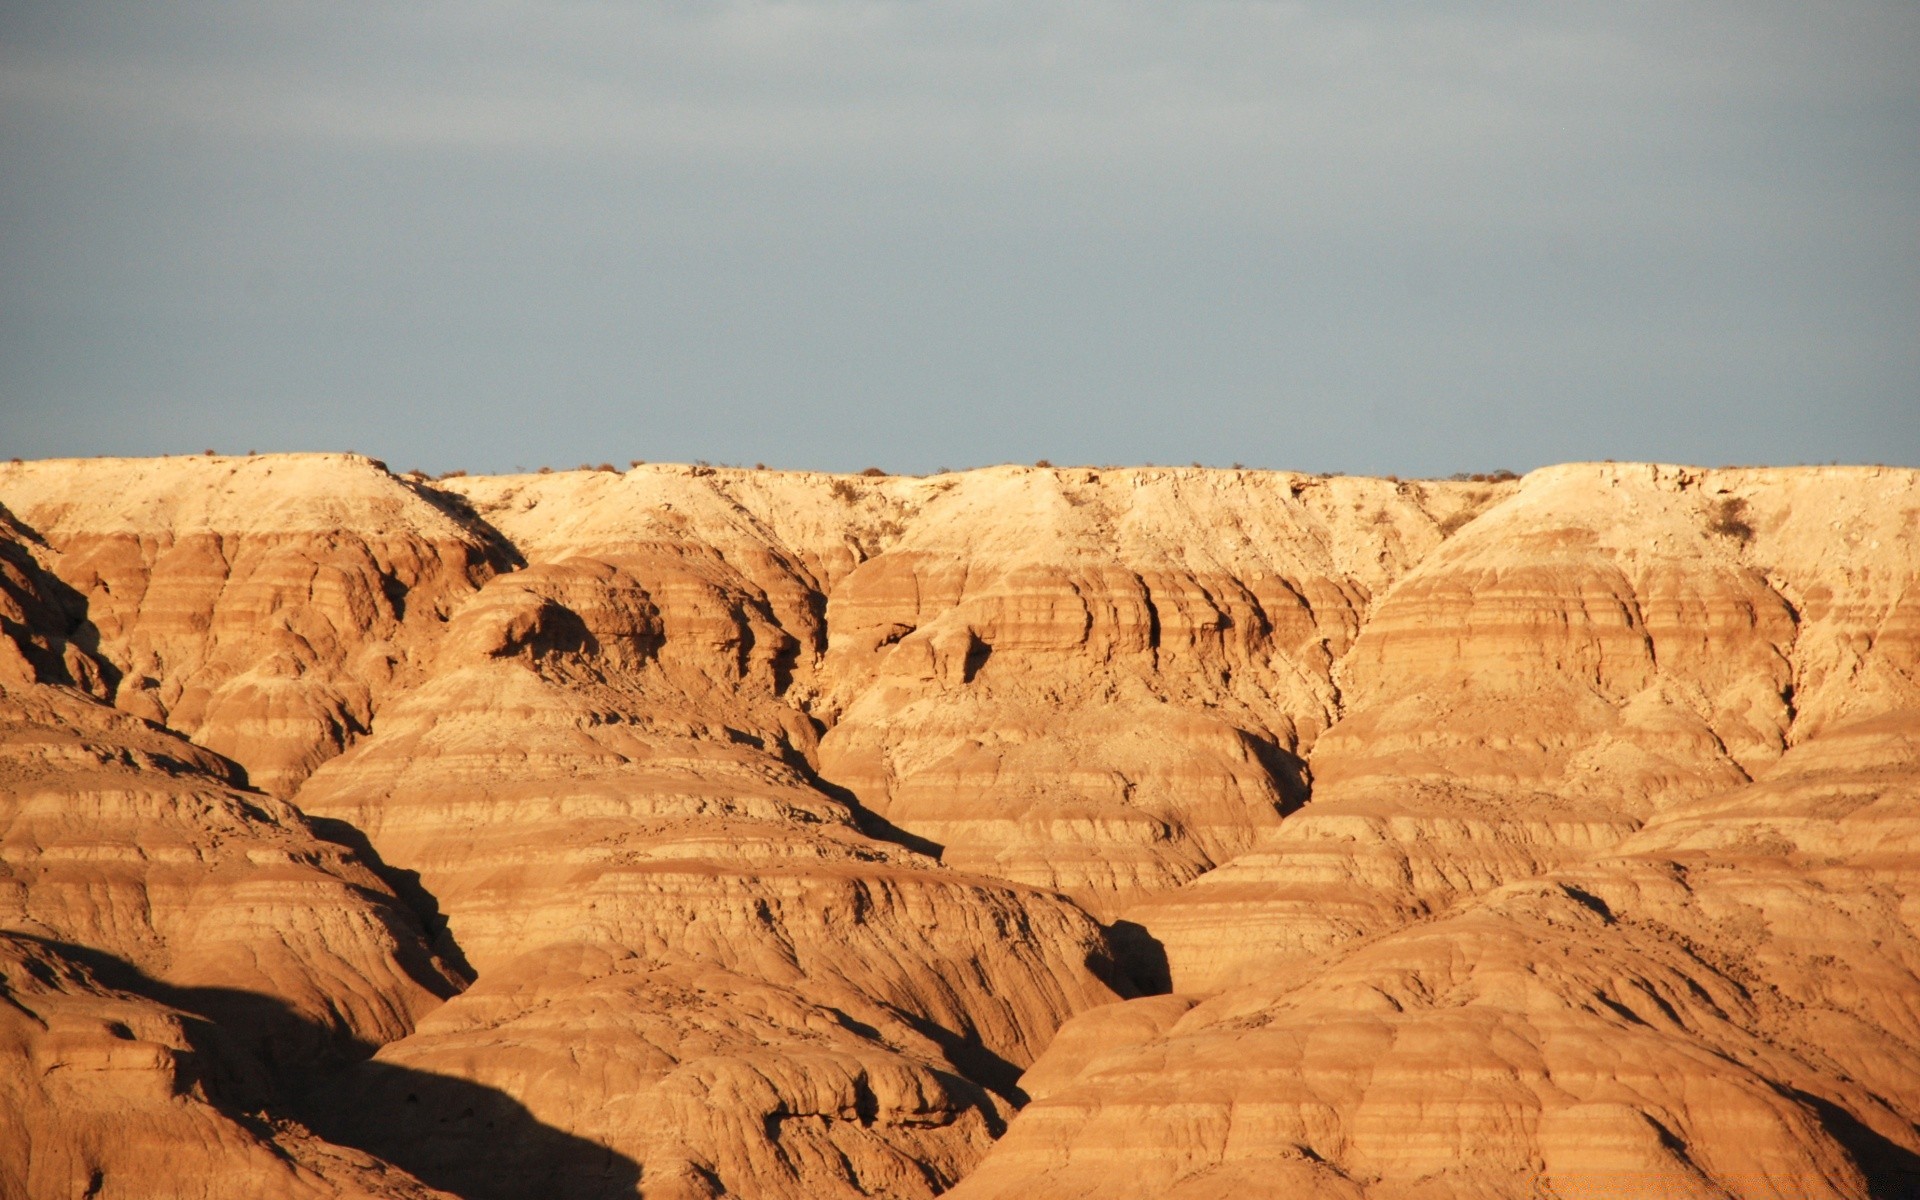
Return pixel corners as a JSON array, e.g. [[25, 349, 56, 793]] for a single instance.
[[955, 465, 1920, 1200], [1, 456, 1915, 1199], [0, 455, 511, 798]]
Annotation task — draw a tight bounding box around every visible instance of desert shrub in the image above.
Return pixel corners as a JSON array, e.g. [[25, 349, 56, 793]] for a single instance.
[[537, 466, 553, 474], [1438, 511, 1477, 538], [1035, 458, 1053, 468], [203, 448, 216, 456], [1708, 496, 1755, 543], [629, 459, 646, 468], [860, 466, 887, 477], [438, 469, 467, 479], [595, 462, 617, 473]]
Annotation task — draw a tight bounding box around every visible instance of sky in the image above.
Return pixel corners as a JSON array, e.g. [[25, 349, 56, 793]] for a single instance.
[[1, 1, 1915, 476]]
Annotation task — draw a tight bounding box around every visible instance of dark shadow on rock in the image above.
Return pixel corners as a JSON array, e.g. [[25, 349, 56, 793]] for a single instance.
[[307, 815, 477, 986], [397, 478, 527, 573], [1787, 1087, 1920, 1199], [305, 1060, 641, 1200], [962, 635, 993, 683], [771, 589, 828, 697], [849, 808, 947, 860], [781, 750, 947, 861], [24, 935, 372, 1086], [1105, 920, 1171, 996], [0, 503, 121, 698], [11, 935, 640, 1200], [770, 636, 802, 696], [891, 1012, 1023, 1126], [1245, 731, 1311, 816], [1559, 884, 1615, 924]]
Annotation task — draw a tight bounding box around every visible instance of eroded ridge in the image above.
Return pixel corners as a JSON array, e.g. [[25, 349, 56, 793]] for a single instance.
[[1, 455, 1915, 1199]]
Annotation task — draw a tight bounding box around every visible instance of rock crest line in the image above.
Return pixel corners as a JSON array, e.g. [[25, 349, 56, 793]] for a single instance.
[[1, 454, 1915, 1198]]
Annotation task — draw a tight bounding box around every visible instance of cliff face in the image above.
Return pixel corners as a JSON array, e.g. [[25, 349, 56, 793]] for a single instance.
[[0, 455, 1914, 1200]]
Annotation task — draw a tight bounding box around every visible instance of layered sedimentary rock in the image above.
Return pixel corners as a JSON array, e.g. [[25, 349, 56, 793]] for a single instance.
[[0, 932, 452, 1200], [950, 711, 1920, 1199], [955, 466, 1920, 1198], [288, 468, 1127, 1198], [0, 682, 460, 1060], [1, 456, 1915, 1199], [805, 467, 1494, 919], [0, 455, 509, 797], [0, 500, 460, 1049], [439, 467, 1508, 921], [0, 503, 463, 1198], [1130, 464, 1841, 993]]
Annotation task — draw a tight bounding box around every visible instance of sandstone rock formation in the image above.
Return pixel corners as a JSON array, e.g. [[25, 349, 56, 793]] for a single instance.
[[0, 455, 1914, 1199], [0, 932, 453, 1200], [0, 455, 510, 797], [289, 467, 1127, 1198], [952, 465, 1920, 1199]]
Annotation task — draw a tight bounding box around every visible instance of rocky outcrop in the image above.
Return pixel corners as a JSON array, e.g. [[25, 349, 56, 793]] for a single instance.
[[0, 455, 510, 797], [948, 707, 1920, 1199], [805, 467, 1488, 919], [439, 467, 1504, 921], [0, 502, 462, 1057], [288, 638, 1126, 1196], [0, 504, 465, 1199], [1, 456, 1914, 1198], [0, 932, 455, 1200], [1126, 464, 1883, 993], [955, 465, 1920, 1198], [284, 468, 1128, 1197]]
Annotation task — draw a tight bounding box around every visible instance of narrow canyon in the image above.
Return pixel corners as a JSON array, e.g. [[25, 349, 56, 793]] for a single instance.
[[2, 454, 1915, 1199]]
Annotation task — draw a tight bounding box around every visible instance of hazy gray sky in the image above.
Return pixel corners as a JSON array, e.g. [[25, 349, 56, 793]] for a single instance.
[[2, 1, 1915, 475]]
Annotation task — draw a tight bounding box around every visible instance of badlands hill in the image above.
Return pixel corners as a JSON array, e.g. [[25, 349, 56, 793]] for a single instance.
[[0, 453, 1915, 1200]]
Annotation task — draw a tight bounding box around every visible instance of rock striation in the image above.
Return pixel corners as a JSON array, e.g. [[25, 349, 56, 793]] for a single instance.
[[951, 465, 1920, 1199], [0, 455, 1915, 1199], [289, 467, 1127, 1197], [0, 455, 510, 797]]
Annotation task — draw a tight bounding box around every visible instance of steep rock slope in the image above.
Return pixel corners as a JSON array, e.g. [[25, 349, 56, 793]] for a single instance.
[[0, 503, 462, 1057], [0, 932, 454, 1200], [1132, 464, 1832, 993], [948, 715, 1920, 1200], [0, 455, 510, 796], [810, 467, 1489, 919], [0, 506, 466, 1199], [292, 468, 1128, 1198], [2, 456, 1913, 1200], [956, 465, 1920, 1198], [443, 466, 1504, 920]]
